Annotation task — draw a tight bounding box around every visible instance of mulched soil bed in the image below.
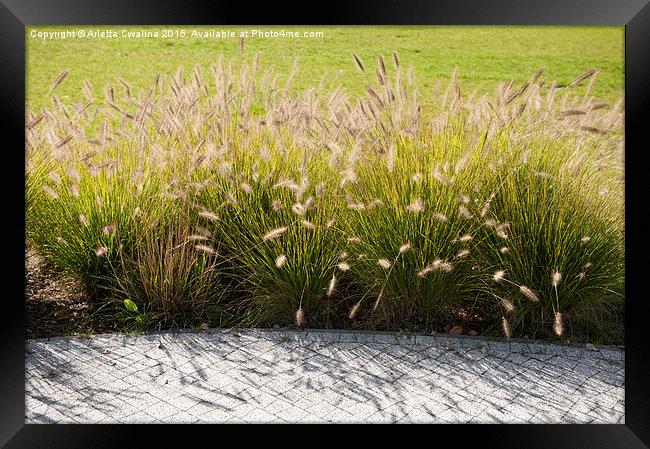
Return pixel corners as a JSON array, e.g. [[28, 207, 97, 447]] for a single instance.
[[25, 247, 118, 339]]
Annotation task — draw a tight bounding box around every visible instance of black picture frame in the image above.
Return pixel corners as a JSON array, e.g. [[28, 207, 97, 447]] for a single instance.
[[2, 0, 649, 446]]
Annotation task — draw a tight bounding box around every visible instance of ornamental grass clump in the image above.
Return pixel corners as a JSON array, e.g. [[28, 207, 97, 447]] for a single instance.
[[25, 54, 623, 341], [108, 208, 231, 329]]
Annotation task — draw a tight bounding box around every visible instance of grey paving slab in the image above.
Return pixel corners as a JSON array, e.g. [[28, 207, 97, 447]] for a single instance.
[[25, 330, 624, 424]]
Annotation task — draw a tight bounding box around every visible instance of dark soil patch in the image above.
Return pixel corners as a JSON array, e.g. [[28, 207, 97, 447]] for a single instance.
[[25, 247, 119, 339]]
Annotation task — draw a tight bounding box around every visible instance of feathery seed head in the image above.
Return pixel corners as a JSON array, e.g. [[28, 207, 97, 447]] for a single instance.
[[42, 185, 58, 200], [337, 262, 351, 271], [493, 270, 505, 282], [48, 172, 62, 185], [407, 198, 425, 213], [399, 243, 411, 254], [240, 182, 252, 194], [433, 170, 448, 184], [392, 51, 400, 68], [519, 285, 539, 302], [378, 259, 392, 270], [433, 212, 448, 222], [226, 192, 238, 206], [459, 205, 472, 219], [352, 53, 365, 72], [372, 291, 383, 311], [378, 55, 387, 75], [292, 203, 306, 215], [188, 234, 208, 241], [502, 317, 511, 339], [349, 302, 361, 319], [439, 262, 454, 272], [295, 307, 306, 327], [553, 312, 564, 336], [327, 275, 337, 296], [50, 69, 70, 91], [274, 179, 300, 190], [195, 244, 215, 254], [456, 249, 470, 258], [275, 254, 287, 268], [67, 166, 81, 183], [347, 202, 366, 211], [263, 226, 288, 241], [199, 210, 219, 221], [340, 168, 358, 186], [195, 226, 212, 238], [552, 271, 562, 287], [501, 298, 515, 313]]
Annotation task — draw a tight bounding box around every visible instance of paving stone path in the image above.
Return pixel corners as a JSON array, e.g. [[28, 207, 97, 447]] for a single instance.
[[25, 329, 624, 423]]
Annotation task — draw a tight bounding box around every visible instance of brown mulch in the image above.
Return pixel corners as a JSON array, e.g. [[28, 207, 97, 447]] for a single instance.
[[25, 247, 118, 339]]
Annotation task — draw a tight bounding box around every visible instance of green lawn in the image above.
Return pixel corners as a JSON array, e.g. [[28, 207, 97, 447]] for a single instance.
[[26, 25, 623, 112]]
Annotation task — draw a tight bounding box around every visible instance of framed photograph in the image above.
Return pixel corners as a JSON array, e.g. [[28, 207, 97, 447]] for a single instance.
[[2, 0, 649, 446]]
